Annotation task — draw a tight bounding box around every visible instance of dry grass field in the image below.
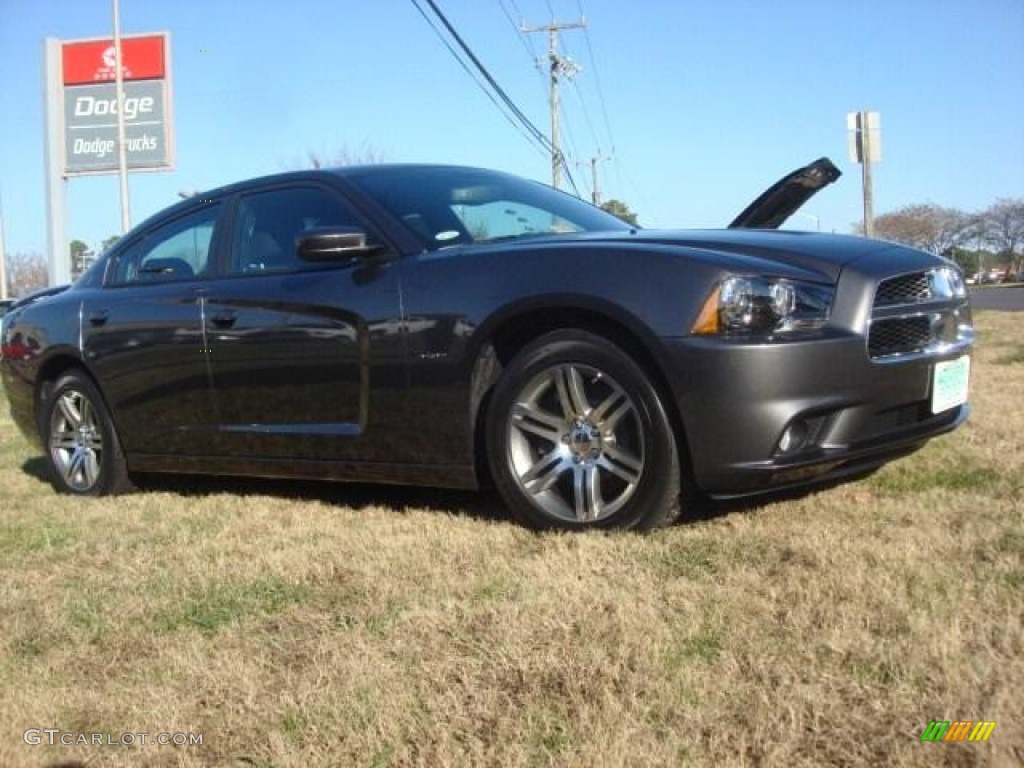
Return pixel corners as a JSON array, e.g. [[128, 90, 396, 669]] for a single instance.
[[1, 312, 1021, 768]]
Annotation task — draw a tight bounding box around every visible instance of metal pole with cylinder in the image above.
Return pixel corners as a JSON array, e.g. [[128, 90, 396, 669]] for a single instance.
[[113, 0, 132, 232]]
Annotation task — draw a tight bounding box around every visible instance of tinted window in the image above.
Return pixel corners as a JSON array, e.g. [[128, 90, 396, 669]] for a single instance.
[[112, 203, 221, 284], [231, 186, 367, 275]]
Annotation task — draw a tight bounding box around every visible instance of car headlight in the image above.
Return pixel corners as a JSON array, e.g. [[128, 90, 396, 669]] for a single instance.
[[692, 276, 834, 335]]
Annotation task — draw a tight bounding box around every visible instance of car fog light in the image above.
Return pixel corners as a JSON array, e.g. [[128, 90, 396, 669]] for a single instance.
[[778, 420, 809, 454]]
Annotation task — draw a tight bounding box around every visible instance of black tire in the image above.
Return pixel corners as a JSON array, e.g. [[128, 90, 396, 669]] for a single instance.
[[486, 330, 682, 531], [39, 370, 133, 496]]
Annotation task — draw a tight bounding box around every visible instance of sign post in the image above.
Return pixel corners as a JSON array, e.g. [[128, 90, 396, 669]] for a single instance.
[[113, 0, 131, 232], [847, 111, 881, 238], [43, 38, 68, 287]]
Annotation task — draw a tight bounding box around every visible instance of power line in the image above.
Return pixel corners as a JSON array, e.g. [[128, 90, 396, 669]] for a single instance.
[[412, 0, 578, 192], [409, 0, 549, 159], [418, 0, 551, 149], [499, 0, 551, 107], [506, 0, 588, 171], [498, 0, 539, 68], [506, 0, 533, 34], [553, 35, 587, 166], [576, 0, 618, 156], [570, 0, 636, 211], [569, 81, 600, 150], [560, 103, 583, 192]]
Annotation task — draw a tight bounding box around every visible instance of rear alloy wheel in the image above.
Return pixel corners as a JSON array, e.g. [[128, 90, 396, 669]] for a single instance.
[[487, 330, 681, 530], [42, 371, 133, 496]]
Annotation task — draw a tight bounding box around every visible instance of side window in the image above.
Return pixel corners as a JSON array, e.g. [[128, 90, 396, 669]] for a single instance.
[[112, 203, 221, 284], [231, 186, 368, 275]]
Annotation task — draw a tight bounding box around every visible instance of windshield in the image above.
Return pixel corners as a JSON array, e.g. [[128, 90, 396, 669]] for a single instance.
[[343, 166, 632, 249]]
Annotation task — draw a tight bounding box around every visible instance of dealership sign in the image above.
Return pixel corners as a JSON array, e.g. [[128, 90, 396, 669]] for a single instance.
[[43, 32, 174, 285], [65, 81, 169, 172], [62, 36, 166, 84], [59, 33, 173, 175]]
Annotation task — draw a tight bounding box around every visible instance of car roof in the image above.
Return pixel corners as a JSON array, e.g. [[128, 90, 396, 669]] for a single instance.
[[201, 164, 500, 198], [129, 164, 505, 236]]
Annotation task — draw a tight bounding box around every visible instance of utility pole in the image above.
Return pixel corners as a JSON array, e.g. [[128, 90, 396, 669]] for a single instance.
[[575, 154, 611, 205], [521, 18, 586, 190]]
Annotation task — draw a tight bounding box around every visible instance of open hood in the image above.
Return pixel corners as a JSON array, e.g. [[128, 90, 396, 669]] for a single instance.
[[728, 157, 841, 229]]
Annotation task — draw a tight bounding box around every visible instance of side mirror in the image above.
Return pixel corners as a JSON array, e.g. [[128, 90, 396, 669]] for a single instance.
[[296, 227, 380, 262]]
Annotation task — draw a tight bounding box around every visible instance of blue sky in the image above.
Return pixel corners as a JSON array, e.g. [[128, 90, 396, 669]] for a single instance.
[[1, 0, 1022, 256]]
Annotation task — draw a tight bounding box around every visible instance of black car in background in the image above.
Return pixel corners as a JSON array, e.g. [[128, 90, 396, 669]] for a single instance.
[[0, 160, 973, 530]]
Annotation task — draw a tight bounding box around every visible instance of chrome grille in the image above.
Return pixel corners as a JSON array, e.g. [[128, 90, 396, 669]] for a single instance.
[[868, 267, 970, 361], [868, 316, 933, 358], [874, 272, 930, 306]]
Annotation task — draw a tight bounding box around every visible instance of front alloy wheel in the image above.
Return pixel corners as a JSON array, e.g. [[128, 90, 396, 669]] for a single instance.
[[508, 363, 645, 523], [488, 330, 681, 530]]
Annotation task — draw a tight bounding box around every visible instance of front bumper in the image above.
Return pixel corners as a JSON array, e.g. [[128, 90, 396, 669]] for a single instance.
[[660, 331, 971, 497]]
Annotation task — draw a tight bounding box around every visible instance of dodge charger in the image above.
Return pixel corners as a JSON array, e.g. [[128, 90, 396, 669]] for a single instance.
[[0, 159, 973, 530]]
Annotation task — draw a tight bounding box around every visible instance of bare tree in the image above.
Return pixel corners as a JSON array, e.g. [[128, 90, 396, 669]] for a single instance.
[[979, 198, 1024, 276], [304, 142, 388, 169], [6, 252, 48, 297], [871, 204, 972, 255]]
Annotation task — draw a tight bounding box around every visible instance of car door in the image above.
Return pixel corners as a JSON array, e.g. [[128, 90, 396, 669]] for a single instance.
[[203, 183, 405, 461], [81, 202, 223, 456]]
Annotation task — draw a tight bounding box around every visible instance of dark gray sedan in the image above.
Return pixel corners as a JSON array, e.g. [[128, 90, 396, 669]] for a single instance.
[[0, 160, 973, 530]]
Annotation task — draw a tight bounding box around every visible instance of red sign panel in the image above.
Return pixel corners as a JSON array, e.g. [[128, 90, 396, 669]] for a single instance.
[[62, 35, 165, 85]]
